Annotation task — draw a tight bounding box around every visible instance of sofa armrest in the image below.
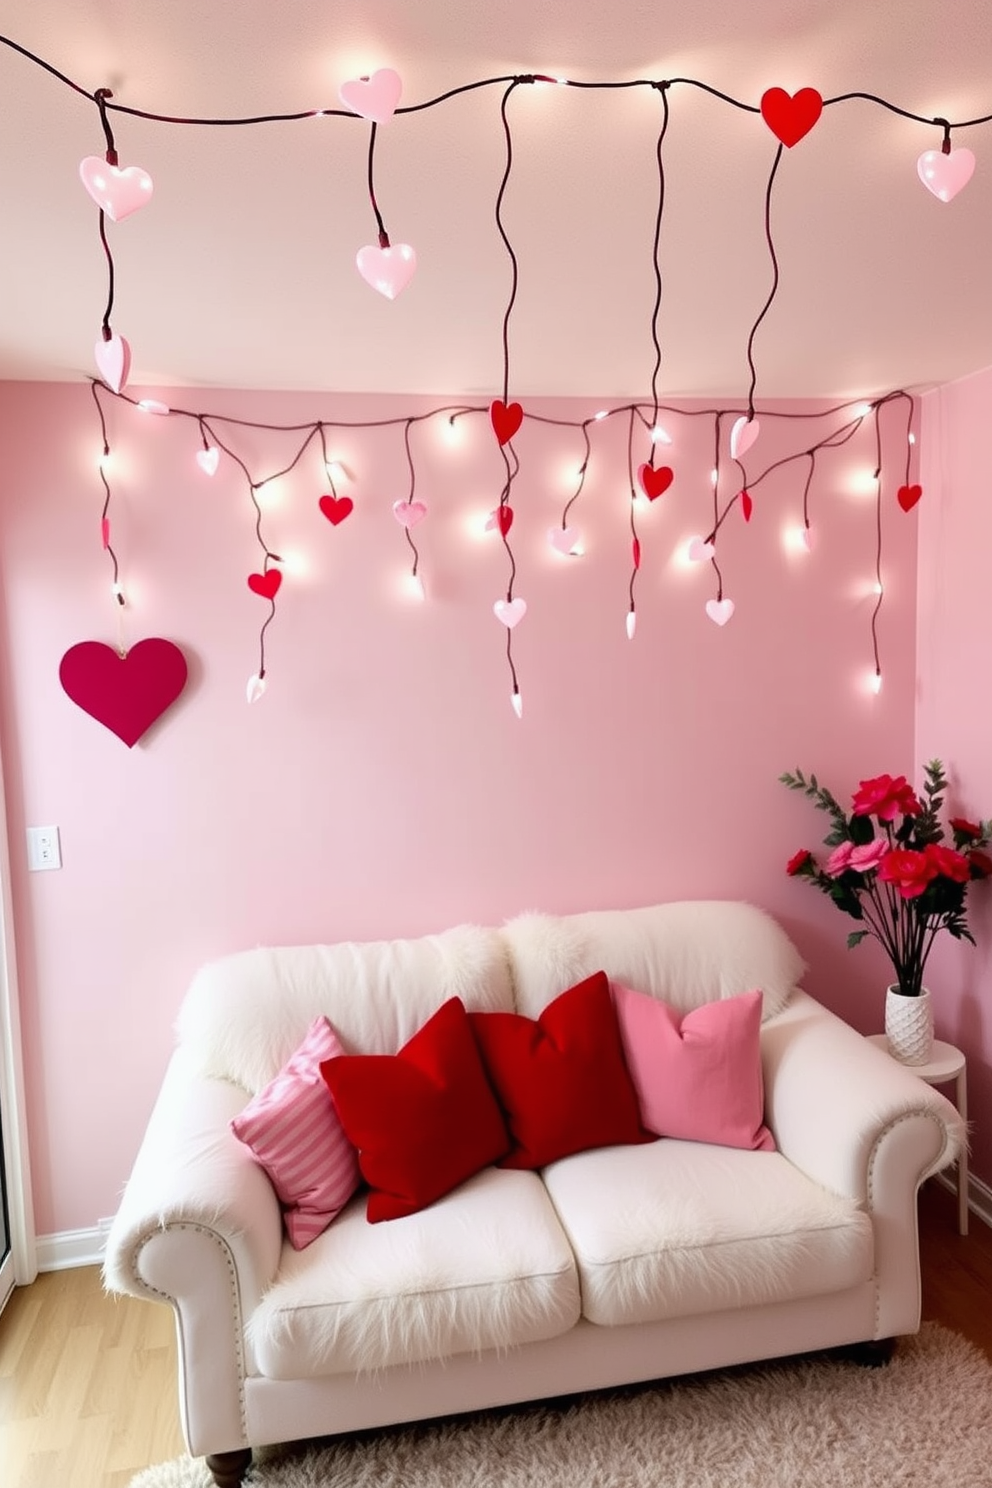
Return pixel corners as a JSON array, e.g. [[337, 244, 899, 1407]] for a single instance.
[[761, 991, 964, 1204], [103, 1047, 283, 1311]]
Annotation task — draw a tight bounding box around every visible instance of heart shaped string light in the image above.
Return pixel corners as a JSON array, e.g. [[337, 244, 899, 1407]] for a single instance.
[[759, 87, 823, 148], [79, 155, 153, 222], [356, 119, 416, 297], [917, 120, 976, 201], [339, 68, 402, 124]]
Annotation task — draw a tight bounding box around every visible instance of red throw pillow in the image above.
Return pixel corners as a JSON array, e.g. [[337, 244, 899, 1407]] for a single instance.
[[469, 971, 648, 1169], [320, 997, 510, 1222]]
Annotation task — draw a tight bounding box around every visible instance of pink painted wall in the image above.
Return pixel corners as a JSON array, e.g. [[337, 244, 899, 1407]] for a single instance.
[[0, 382, 919, 1238], [918, 365, 992, 1183]]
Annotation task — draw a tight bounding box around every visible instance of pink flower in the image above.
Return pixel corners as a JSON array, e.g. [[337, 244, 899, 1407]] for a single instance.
[[849, 840, 888, 873], [878, 848, 938, 899], [824, 841, 854, 877], [923, 843, 971, 884], [852, 774, 922, 822]]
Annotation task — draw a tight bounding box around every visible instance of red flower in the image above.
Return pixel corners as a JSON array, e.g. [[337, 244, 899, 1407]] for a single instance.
[[950, 817, 982, 839], [968, 849, 992, 878], [852, 774, 922, 822], [923, 843, 971, 884], [878, 848, 938, 899], [786, 849, 812, 876]]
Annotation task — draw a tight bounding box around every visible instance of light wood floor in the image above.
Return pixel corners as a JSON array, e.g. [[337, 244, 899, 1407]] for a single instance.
[[1, 1179, 990, 1487]]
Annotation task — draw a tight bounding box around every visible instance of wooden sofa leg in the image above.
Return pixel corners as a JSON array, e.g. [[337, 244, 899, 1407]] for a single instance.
[[847, 1336, 896, 1367], [205, 1448, 252, 1486]]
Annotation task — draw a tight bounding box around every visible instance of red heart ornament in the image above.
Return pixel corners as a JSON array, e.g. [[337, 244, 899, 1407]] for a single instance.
[[760, 87, 823, 148], [319, 494, 354, 525], [490, 400, 523, 446], [59, 638, 187, 748], [740, 490, 754, 523], [637, 463, 674, 500], [248, 569, 282, 599], [495, 505, 514, 536], [897, 483, 923, 512]]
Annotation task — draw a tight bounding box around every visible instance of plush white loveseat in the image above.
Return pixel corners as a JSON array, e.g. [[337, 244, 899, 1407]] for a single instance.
[[104, 901, 962, 1487]]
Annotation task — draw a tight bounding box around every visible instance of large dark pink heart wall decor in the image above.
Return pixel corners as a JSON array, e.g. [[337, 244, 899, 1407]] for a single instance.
[[59, 638, 188, 747]]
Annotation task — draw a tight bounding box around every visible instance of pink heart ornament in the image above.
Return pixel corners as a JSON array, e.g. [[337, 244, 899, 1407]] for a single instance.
[[917, 148, 975, 202], [493, 598, 527, 629], [705, 598, 735, 627], [94, 333, 132, 393], [687, 536, 715, 562], [79, 156, 153, 222], [338, 68, 402, 124], [356, 243, 416, 299], [548, 526, 580, 555], [392, 499, 427, 527], [196, 447, 220, 476], [730, 416, 760, 460]]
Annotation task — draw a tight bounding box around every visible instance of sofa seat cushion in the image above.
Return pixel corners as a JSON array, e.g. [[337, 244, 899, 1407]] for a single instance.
[[541, 1140, 873, 1328], [246, 1166, 581, 1377]]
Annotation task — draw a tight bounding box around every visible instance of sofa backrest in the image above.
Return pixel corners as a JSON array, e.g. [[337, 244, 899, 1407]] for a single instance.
[[175, 924, 513, 1093], [502, 901, 805, 1020]]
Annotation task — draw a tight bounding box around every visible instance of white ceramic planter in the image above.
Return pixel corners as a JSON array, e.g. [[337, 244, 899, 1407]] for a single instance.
[[884, 985, 934, 1065]]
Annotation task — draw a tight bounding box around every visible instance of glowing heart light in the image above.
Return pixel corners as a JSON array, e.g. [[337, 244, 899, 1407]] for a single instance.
[[548, 525, 580, 555], [196, 447, 220, 476], [79, 156, 154, 222], [490, 400, 523, 446], [339, 68, 403, 124], [356, 242, 416, 299], [687, 536, 716, 562], [897, 483, 923, 512], [637, 463, 674, 500], [493, 597, 527, 628], [759, 88, 822, 148], [319, 494, 354, 525], [917, 148, 975, 202], [246, 673, 267, 704], [705, 598, 735, 626], [94, 333, 131, 394], [392, 499, 427, 527], [730, 415, 760, 460], [247, 569, 282, 600]]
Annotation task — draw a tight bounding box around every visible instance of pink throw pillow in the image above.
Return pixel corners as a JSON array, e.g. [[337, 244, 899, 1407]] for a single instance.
[[611, 984, 776, 1152], [230, 1015, 361, 1248]]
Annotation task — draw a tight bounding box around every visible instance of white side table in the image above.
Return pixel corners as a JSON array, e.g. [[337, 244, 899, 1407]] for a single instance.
[[866, 1035, 968, 1236]]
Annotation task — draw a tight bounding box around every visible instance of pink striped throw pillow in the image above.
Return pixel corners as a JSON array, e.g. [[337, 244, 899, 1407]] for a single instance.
[[230, 1015, 361, 1248]]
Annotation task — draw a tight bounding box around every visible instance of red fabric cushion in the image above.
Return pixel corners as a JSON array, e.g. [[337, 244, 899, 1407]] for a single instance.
[[320, 997, 510, 1222], [470, 971, 648, 1168]]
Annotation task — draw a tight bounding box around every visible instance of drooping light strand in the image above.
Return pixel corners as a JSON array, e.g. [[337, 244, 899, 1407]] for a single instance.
[[84, 88, 143, 393], [492, 78, 528, 453], [196, 417, 220, 475], [799, 450, 817, 551], [355, 120, 416, 298], [391, 418, 427, 597], [317, 424, 355, 527], [90, 382, 127, 638], [625, 407, 640, 639], [867, 404, 886, 694], [642, 81, 671, 479], [550, 420, 591, 557]]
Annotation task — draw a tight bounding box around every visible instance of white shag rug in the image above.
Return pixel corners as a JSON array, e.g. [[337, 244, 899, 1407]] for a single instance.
[[130, 1324, 992, 1488]]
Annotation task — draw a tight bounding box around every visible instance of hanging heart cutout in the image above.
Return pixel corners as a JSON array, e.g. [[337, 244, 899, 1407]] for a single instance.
[[79, 156, 154, 222], [759, 88, 823, 147], [637, 463, 674, 500], [917, 148, 975, 202], [740, 490, 754, 523], [490, 400, 524, 446], [196, 447, 219, 476], [356, 243, 417, 299], [247, 569, 282, 599], [688, 536, 715, 562], [493, 597, 527, 628], [706, 598, 735, 626], [94, 333, 131, 394], [730, 415, 760, 460], [548, 525, 579, 555], [338, 68, 403, 124], [485, 506, 514, 536], [59, 638, 187, 748], [319, 494, 354, 525], [393, 499, 427, 527], [897, 483, 923, 512]]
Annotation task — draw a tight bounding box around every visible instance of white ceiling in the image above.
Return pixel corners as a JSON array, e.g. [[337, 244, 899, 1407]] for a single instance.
[[1, 0, 990, 399]]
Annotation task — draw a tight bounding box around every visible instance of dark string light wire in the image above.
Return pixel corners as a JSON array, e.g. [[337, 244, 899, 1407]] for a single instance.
[[645, 82, 671, 467], [2, 36, 990, 132], [625, 406, 640, 636], [89, 381, 127, 641], [399, 417, 425, 596], [742, 143, 784, 424]]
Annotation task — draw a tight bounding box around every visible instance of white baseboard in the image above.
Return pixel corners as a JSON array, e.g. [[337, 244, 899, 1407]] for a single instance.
[[36, 1218, 113, 1272]]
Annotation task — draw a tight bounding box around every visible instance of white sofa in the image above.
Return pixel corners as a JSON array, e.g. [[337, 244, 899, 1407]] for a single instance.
[[104, 901, 963, 1488]]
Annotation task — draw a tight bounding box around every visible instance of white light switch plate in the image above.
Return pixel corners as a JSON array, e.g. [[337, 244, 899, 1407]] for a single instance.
[[27, 825, 61, 871]]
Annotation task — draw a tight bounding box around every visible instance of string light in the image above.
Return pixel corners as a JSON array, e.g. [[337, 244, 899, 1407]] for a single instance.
[[650, 425, 672, 445], [246, 672, 267, 704], [511, 689, 523, 718], [626, 609, 637, 640], [917, 121, 976, 201], [137, 399, 170, 415], [870, 670, 883, 695]]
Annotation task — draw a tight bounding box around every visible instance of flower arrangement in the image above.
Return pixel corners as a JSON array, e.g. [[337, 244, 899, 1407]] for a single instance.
[[781, 760, 992, 997]]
